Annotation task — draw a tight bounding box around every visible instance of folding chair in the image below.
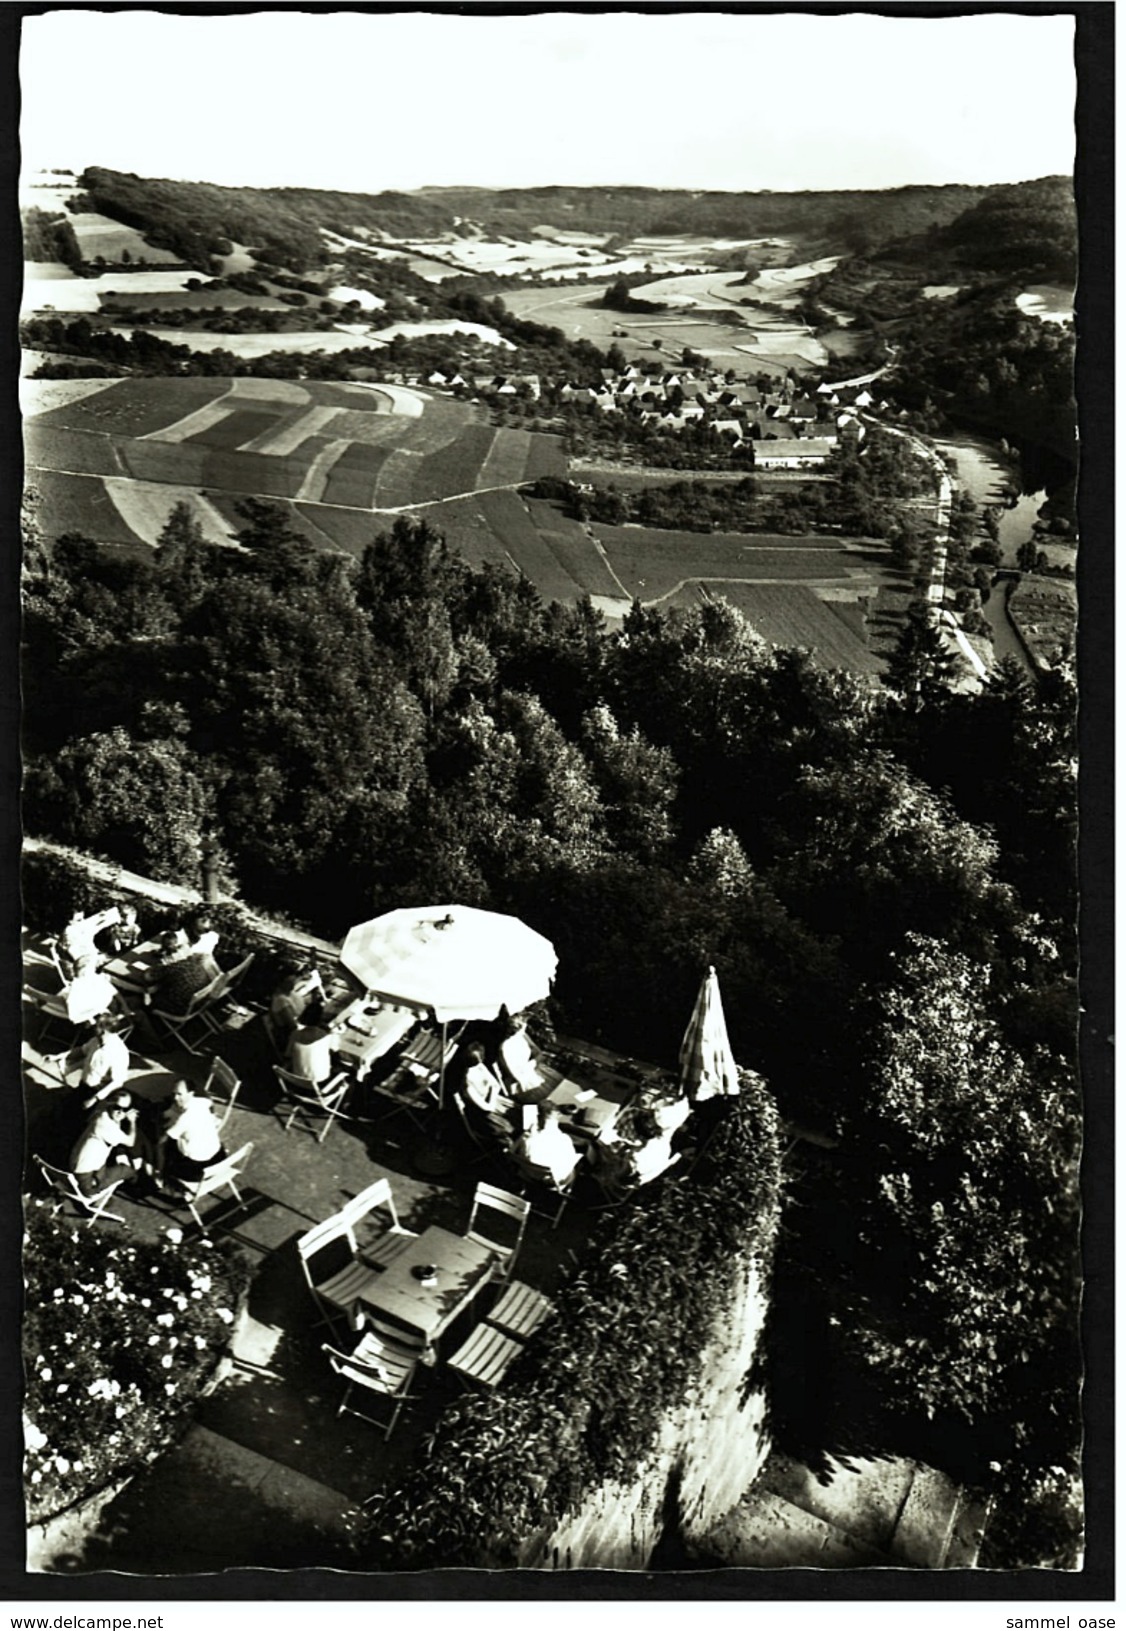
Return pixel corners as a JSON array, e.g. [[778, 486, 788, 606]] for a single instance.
[[378, 1024, 465, 1114], [451, 1093, 514, 1169], [201, 1056, 241, 1131], [298, 1213, 383, 1337], [262, 1010, 288, 1062], [172, 1141, 254, 1235], [151, 972, 226, 1054], [272, 1064, 352, 1143], [487, 1280, 556, 1342], [24, 980, 83, 1055], [337, 1177, 419, 1271], [447, 1321, 525, 1390], [33, 1154, 127, 1227], [513, 1155, 577, 1229], [221, 952, 255, 995], [42, 936, 71, 984], [465, 1183, 530, 1281], [322, 1322, 423, 1437]]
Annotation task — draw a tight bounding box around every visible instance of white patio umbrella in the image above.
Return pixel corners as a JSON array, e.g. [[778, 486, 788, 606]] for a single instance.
[[339, 906, 558, 1107], [677, 964, 741, 1103]]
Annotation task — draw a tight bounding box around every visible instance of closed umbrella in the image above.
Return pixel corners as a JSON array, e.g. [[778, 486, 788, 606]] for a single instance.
[[339, 906, 558, 1108], [678, 964, 740, 1103]]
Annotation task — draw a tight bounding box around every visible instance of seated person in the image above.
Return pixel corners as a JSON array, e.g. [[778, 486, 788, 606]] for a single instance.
[[460, 1042, 513, 1117], [147, 930, 219, 1014], [182, 909, 221, 978], [160, 1080, 226, 1185], [60, 961, 121, 1027], [95, 903, 140, 958], [287, 998, 337, 1085], [58, 907, 119, 977], [69, 1091, 145, 1197], [513, 1104, 581, 1188], [495, 1012, 550, 1098], [642, 1089, 692, 1139], [589, 1110, 677, 1195], [628, 1115, 678, 1185], [72, 1014, 131, 1105], [269, 960, 324, 1038]]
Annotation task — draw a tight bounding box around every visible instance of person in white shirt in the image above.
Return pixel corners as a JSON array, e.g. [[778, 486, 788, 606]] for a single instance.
[[496, 1013, 549, 1096], [161, 1080, 225, 1183], [514, 1105, 581, 1188], [58, 908, 119, 977], [75, 1017, 131, 1105], [62, 965, 120, 1026], [287, 999, 337, 1085], [183, 910, 222, 978], [461, 1043, 512, 1117], [70, 1093, 143, 1196]]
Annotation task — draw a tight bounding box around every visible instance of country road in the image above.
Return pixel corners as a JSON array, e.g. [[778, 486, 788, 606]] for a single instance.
[[869, 417, 988, 684]]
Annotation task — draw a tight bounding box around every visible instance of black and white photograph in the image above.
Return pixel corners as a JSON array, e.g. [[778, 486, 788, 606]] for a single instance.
[[13, 2, 1103, 1595]]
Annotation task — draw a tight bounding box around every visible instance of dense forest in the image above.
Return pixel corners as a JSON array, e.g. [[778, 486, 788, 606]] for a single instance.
[[21, 489, 1080, 1554]]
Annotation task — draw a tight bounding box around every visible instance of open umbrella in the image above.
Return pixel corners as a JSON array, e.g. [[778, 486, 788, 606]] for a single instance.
[[341, 906, 557, 1023], [340, 906, 558, 1111], [678, 964, 740, 1103]]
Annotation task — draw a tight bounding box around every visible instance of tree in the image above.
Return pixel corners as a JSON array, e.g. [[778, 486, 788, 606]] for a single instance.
[[841, 935, 1080, 1477], [580, 703, 678, 861], [23, 725, 220, 886], [883, 604, 964, 707]]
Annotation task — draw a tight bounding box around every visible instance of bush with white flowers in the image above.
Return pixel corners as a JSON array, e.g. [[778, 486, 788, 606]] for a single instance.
[[22, 1202, 249, 1524]]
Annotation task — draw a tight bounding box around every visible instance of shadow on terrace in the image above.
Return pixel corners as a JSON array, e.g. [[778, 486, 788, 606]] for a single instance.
[[22, 903, 698, 1567]]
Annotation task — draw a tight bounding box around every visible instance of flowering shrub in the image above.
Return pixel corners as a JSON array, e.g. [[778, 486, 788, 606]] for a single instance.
[[23, 1203, 249, 1524]]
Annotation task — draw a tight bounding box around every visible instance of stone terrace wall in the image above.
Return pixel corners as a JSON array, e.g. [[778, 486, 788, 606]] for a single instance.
[[518, 1252, 771, 1571]]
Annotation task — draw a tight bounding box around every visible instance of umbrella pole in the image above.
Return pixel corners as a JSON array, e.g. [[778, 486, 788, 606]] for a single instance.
[[438, 1018, 448, 1112]]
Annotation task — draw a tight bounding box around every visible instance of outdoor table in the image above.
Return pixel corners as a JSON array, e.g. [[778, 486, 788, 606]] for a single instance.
[[330, 998, 418, 1077], [356, 1224, 496, 1344], [546, 1076, 628, 1142], [102, 938, 163, 994]]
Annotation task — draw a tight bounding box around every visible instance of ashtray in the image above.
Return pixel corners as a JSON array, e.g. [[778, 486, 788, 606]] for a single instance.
[[412, 1264, 438, 1286]]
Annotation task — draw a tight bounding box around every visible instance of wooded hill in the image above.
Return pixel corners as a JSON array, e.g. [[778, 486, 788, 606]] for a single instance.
[[75, 167, 1010, 273], [870, 176, 1076, 285]]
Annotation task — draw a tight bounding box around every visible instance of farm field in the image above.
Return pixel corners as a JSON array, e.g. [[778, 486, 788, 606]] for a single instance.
[[33, 469, 149, 550], [593, 525, 886, 602], [1015, 284, 1074, 325], [99, 288, 293, 312], [30, 376, 233, 437], [67, 212, 184, 264], [502, 279, 822, 372], [24, 422, 127, 478], [663, 581, 883, 674], [26, 372, 568, 550], [1008, 575, 1076, 668], [522, 500, 629, 602], [106, 326, 389, 357], [104, 480, 237, 549]]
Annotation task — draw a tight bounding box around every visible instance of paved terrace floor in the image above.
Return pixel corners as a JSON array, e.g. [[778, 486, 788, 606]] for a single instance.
[[23, 941, 988, 1577], [23, 942, 612, 1575]]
